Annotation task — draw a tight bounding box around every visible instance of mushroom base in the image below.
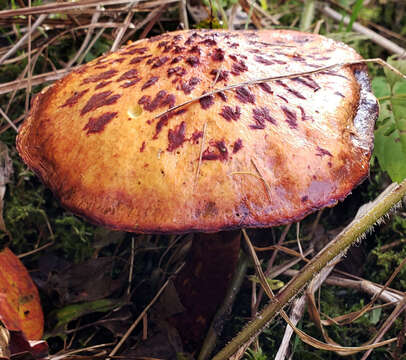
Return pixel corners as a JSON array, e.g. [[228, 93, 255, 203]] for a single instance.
[[168, 230, 241, 351]]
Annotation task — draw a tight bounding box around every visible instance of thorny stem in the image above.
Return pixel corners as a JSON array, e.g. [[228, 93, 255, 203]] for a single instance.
[[212, 179, 406, 360]]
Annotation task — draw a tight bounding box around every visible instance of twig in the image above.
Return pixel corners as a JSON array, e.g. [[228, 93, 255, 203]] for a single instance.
[[0, 14, 47, 66], [107, 263, 184, 358], [252, 224, 292, 316], [0, 107, 18, 132], [322, 5, 406, 56], [67, 9, 101, 68], [179, 0, 189, 29], [0, 0, 158, 17], [110, 1, 138, 51], [284, 269, 403, 303]]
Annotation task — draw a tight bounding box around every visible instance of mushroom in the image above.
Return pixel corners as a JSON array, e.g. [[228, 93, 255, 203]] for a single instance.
[[16, 29, 378, 350]]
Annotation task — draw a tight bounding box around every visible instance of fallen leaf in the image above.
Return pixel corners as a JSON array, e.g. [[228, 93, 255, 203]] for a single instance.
[[0, 248, 44, 340], [8, 330, 48, 360]]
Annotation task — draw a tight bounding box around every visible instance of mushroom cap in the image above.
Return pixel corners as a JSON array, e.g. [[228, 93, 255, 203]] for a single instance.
[[17, 29, 378, 234]]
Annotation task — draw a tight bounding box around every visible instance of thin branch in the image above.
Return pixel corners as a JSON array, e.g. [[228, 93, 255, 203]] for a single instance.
[[322, 5, 406, 56], [0, 14, 47, 66]]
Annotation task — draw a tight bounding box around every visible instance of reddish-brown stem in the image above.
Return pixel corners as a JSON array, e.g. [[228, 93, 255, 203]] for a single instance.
[[169, 230, 241, 350]]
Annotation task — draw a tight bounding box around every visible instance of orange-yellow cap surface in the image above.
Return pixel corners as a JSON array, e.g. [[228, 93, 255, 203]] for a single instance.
[[17, 30, 378, 233]]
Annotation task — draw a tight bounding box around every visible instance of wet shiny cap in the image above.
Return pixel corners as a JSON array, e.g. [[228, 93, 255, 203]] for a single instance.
[[17, 29, 378, 233]]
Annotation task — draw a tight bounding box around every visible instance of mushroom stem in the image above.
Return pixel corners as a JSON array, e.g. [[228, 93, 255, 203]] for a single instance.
[[169, 230, 241, 350]]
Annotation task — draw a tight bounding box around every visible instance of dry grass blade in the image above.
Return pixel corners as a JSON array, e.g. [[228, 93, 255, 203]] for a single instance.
[[154, 58, 406, 120], [194, 121, 207, 186], [0, 107, 18, 132], [241, 229, 404, 356], [107, 263, 184, 359], [0, 14, 47, 66], [0, 0, 146, 17]]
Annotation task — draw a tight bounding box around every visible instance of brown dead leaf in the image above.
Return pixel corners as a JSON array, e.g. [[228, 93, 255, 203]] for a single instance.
[[0, 248, 44, 340]]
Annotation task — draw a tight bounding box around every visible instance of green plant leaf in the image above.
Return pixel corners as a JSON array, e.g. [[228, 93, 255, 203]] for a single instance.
[[373, 59, 406, 182]]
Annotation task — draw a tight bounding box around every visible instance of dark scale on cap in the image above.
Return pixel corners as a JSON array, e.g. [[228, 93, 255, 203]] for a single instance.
[[200, 38, 217, 46], [320, 70, 349, 80], [111, 57, 126, 64], [141, 76, 159, 90], [61, 89, 89, 108], [117, 69, 138, 81], [281, 106, 298, 129], [199, 95, 215, 109], [335, 91, 345, 98], [179, 77, 200, 95], [151, 56, 170, 68], [81, 69, 118, 84], [235, 87, 255, 104], [130, 55, 152, 64], [122, 46, 148, 55], [167, 121, 187, 152], [253, 107, 276, 126], [276, 80, 306, 100], [189, 46, 201, 55], [184, 32, 202, 45], [212, 48, 225, 62], [80, 91, 121, 116], [258, 82, 273, 94], [273, 59, 287, 65], [171, 55, 183, 64], [291, 76, 321, 91], [277, 95, 288, 103], [217, 92, 228, 102], [153, 109, 187, 139], [148, 33, 170, 43], [202, 140, 229, 161], [95, 81, 112, 90], [229, 42, 239, 48], [162, 43, 174, 53], [220, 106, 240, 121], [210, 69, 229, 82], [231, 60, 248, 75], [167, 66, 186, 78], [191, 130, 203, 144], [83, 112, 117, 134], [172, 46, 186, 54], [298, 106, 312, 121], [138, 91, 175, 112], [316, 146, 332, 157], [254, 55, 274, 65], [186, 56, 200, 67], [232, 138, 243, 153], [140, 141, 146, 152], [146, 57, 157, 65], [158, 41, 170, 48], [120, 79, 141, 88]]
